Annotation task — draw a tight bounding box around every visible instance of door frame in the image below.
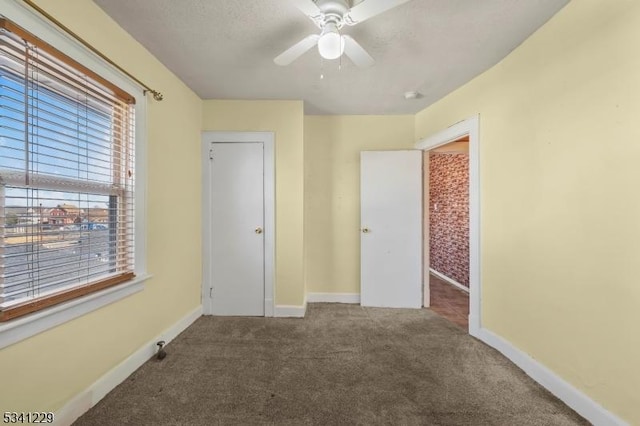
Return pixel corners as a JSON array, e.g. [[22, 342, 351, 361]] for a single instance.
[[415, 115, 480, 336], [201, 131, 275, 317]]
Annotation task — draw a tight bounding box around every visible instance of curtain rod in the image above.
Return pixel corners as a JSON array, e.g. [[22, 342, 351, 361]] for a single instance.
[[21, 0, 164, 101]]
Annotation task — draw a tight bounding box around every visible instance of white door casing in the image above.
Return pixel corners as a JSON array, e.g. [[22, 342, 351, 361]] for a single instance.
[[422, 150, 430, 308], [202, 132, 275, 317], [360, 150, 423, 309], [415, 115, 480, 335]]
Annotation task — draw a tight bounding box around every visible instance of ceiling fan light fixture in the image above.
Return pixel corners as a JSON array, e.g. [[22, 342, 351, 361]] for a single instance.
[[317, 23, 344, 60]]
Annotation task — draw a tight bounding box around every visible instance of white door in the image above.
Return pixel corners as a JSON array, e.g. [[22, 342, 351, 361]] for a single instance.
[[210, 142, 265, 316], [360, 150, 423, 308]]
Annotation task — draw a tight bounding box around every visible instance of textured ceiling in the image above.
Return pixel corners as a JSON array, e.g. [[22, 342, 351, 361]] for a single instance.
[[94, 0, 569, 115]]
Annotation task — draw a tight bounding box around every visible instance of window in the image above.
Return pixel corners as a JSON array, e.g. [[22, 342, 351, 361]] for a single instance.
[[0, 18, 136, 321]]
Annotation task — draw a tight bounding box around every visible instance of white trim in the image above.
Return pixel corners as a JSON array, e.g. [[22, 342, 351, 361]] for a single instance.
[[429, 269, 469, 294], [415, 115, 480, 336], [307, 293, 361, 304], [54, 305, 203, 426], [274, 304, 307, 318], [201, 132, 275, 317], [0, 275, 150, 350], [476, 328, 628, 426], [134, 97, 148, 280], [264, 298, 274, 317]]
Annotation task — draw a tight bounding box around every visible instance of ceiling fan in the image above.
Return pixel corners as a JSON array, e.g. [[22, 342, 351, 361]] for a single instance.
[[274, 0, 411, 68]]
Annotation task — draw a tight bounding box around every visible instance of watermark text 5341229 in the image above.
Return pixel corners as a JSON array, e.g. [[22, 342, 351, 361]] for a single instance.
[[3, 412, 54, 424]]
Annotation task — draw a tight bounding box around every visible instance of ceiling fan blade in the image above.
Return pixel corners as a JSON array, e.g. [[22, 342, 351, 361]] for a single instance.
[[274, 34, 320, 66], [289, 0, 322, 17], [346, 0, 412, 25], [342, 35, 374, 68]]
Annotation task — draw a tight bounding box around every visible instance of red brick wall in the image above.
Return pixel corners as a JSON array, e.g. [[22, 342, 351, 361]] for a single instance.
[[429, 153, 469, 286]]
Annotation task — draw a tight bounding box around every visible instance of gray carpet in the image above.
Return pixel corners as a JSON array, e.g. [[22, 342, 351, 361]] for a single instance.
[[75, 304, 588, 425]]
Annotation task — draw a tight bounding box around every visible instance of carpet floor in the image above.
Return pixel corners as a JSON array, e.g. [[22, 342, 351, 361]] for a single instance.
[[75, 303, 588, 425]]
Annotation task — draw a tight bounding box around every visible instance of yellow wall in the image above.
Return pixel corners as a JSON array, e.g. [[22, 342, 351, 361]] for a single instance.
[[304, 115, 414, 295], [0, 0, 203, 413], [2, 0, 637, 423], [202, 100, 305, 306], [415, 1, 640, 423]]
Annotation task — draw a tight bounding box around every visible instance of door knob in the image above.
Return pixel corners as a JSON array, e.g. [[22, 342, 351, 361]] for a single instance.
[[255, 227, 263, 234], [362, 228, 370, 233]]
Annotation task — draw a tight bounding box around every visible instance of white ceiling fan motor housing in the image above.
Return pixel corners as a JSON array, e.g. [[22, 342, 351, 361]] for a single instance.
[[315, 0, 350, 28]]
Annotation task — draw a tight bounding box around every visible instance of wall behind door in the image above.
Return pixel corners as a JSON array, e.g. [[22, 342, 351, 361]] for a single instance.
[[304, 115, 415, 296]]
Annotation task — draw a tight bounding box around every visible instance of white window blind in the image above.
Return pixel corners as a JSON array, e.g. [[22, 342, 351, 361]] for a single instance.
[[0, 18, 135, 321]]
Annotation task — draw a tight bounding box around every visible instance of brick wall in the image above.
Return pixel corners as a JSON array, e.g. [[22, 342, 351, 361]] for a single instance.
[[429, 153, 469, 286]]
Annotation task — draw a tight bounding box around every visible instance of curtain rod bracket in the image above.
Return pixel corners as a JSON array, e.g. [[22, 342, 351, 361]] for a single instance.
[[144, 89, 164, 101]]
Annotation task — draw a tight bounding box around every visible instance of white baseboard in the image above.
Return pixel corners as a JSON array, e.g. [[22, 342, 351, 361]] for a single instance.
[[476, 328, 627, 426], [275, 292, 360, 316], [54, 305, 203, 426], [307, 293, 360, 304], [429, 268, 469, 293], [274, 304, 307, 318]]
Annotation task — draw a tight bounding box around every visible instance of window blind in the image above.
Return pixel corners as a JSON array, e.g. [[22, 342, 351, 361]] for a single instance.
[[0, 18, 135, 321]]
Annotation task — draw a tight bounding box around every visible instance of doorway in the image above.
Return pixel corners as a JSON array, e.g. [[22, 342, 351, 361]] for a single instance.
[[201, 132, 275, 317], [415, 116, 480, 335], [426, 138, 470, 329]]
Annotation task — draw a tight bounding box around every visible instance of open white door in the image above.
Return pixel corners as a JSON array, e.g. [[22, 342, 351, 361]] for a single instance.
[[360, 150, 423, 308]]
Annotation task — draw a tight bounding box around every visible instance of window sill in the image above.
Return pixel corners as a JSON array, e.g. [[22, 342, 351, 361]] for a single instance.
[[0, 274, 151, 350]]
